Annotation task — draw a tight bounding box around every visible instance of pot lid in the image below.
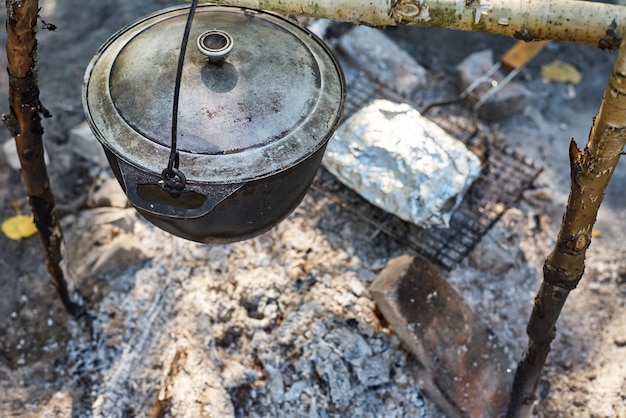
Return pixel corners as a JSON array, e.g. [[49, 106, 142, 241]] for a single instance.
[[83, 5, 344, 183]]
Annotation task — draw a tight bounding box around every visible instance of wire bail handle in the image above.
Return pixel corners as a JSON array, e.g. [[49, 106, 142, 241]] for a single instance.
[[162, 0, 200, 191]]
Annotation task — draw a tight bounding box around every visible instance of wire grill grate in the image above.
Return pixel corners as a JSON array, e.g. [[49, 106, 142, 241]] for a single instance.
[[311, 74, 543, 270]]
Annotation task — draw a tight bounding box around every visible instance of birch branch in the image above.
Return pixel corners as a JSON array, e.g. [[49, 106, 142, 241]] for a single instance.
[[199, 0, 625, 49], [506, 31, 626, 418]]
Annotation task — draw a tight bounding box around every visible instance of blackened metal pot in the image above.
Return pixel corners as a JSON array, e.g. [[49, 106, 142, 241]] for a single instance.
[[82, 4, 345, 243]]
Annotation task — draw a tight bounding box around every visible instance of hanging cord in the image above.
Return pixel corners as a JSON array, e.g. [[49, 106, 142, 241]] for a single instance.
[[162, 0, 199, 190]]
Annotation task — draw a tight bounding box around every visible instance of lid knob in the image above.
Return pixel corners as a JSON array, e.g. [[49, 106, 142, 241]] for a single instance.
[[197, 30, 233, 63]]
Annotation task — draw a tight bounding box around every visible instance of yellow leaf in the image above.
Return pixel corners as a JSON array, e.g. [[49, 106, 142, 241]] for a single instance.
[[540, 60, 582, 84], [2, 214, 38, 240]]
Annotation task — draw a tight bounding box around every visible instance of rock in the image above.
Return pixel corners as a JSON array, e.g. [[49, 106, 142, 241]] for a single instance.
[[456, 49, 532, 121], [91, 177, 128, 208], [263, 362, 285, 403], [68, 121, 109, 168], [468, 207, 526, 272], [1, 138, 49, 170], [64, 208, 148, 279], [284, 381, 307, 402], [370, 254, 512, 418], [88, 235, 148, 278], [314, 341, 353, 408], [337, 26, 427, 96], [355, 355, 390, 387], [306, 19, 333, 40], [307, 19, 353, 42], [325, 327, 372, 367]]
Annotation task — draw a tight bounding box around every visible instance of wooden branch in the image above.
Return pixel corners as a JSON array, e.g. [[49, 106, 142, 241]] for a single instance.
[[196, 0, 625, 48], [4, 0, 84, 317], [506, 32, 626, 418]]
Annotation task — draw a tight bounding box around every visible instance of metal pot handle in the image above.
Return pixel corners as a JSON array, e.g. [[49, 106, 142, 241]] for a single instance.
[[117, 158, 244, 219]]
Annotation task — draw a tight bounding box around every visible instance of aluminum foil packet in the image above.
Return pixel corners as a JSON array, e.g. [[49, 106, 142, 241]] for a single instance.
[[323, 100, 481, 228]]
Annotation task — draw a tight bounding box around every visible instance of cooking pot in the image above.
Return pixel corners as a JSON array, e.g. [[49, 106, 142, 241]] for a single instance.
[[82, 4, 345, 243]]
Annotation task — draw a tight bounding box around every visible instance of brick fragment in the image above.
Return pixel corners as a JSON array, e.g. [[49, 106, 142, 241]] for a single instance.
[[370, 254, 513, 418]]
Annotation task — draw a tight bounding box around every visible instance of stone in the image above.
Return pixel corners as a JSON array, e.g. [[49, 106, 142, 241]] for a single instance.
[[64, 208, 148, 279], [314, 341, 353, 408], [284, 381, 307, 402], [68, 121, 109, 168], [370, 254, 513, 418], [468, 207, 526, 273], [355, 355, 390, 387], [337, 26, 427, 96], [1, 138, 49, 170], [456, 49, 532, 121], [90, 235, 148, 277], [91, 177, 128, 208], [325, 327, 372, 367], [263, 362, 285, 403]]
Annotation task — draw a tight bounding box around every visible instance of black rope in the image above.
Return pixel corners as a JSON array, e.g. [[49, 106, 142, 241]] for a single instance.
[[163, 0, 199, 189]]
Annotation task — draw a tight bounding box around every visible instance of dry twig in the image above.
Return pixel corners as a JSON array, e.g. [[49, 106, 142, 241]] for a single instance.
[[4, 0, 84, 316]]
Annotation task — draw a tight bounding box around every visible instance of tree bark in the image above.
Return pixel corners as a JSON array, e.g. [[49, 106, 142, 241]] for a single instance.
[[506, 32, 626, 418], [199, 0, 624, 49], [4, 0, 84, 317]]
